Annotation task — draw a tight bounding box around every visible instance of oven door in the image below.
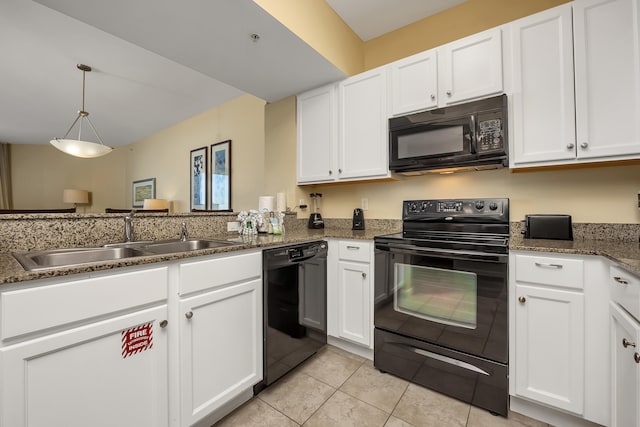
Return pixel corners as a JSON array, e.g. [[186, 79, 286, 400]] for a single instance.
[[374, 241, 508, 364]]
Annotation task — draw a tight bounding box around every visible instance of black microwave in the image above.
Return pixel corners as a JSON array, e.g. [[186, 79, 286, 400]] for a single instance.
[[388, 94, 508, 173]]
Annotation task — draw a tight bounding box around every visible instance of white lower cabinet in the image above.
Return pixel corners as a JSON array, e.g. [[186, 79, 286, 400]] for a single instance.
[[328, 240, 373, 351], [177, 251, 262, 427], [509, 251, 610, 426], [0, 251, 263, 427], [0, 267, 170, 427], [610, 302, 640, 427]]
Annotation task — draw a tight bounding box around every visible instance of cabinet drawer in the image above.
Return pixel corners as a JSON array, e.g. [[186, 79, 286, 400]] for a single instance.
[[338, 241, 371, 263], [1, 266, 168, 341], [610, 265, 640, 321], [514, 254, 583, 289], [179, 251, 261, 295]]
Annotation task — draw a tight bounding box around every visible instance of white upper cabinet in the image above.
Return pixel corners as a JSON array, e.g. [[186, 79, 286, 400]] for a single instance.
[[390, 49, 439, 115], [297, 67, 390, 185], [390, 28, 503, 116], [297, 83, 337, 184], [438, 28, 504, 106], [338, 66, 390, 181], [509, 4, 576, 166], [510, 0, 640, 167], [573, 0, 640, 159]]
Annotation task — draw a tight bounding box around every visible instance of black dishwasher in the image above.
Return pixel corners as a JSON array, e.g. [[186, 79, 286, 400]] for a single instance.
[[254, 241, 327, 394]]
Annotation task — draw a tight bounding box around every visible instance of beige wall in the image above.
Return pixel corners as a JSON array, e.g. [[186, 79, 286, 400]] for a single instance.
[[127, 94, 266, 213], [11, 94, 266, 213], [10, 144, 128, 213]]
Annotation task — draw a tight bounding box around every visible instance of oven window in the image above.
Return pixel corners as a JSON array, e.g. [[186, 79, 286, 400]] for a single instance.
[[394, 263, 477, 329]]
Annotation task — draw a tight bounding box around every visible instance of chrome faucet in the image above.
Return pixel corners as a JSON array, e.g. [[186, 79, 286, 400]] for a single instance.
[[180, 222, 188, 242], [124, 211, 135, 242]]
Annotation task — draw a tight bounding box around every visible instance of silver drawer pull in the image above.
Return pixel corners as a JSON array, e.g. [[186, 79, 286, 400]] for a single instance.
[[534, 262, 563, 269], [635, 353, 640, 364], [346, 246, 360, 250], [614, 276, 630, 285], [623, 338, 636, 348]]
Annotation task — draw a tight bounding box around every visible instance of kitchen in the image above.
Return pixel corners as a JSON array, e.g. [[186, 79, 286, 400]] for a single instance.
[[1, 0, 640, 426]]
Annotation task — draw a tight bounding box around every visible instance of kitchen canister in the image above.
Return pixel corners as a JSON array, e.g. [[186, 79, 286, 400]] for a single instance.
[[258, 196, 275, 212]]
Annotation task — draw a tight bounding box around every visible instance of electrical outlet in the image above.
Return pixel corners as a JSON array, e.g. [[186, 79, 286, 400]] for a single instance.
[[227, 221, 240, 232], [361, 198, 369, 211]]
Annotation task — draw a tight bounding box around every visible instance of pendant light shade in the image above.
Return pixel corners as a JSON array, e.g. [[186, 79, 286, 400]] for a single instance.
[[50, 64, 113, 158]]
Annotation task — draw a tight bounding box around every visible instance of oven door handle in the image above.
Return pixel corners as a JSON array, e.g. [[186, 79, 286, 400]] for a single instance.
[[375, 242, 508, 263]]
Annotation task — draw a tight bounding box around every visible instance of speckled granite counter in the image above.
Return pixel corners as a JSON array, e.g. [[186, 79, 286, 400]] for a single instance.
[[510, 222, 640, 276], [0, 226, 400, 286]]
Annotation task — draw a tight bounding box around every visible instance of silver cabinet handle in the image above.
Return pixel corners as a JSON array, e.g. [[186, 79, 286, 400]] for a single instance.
[[338, 168, 342, 173], [159, 320, 168, 328], [518, 296, 526, 304], [362, 272, 367, 278], [430, 94, 436, 100], [623, 338, 636, 348], [346, 245, 360, 250], [567, 143, 575, 149], [185, 311, 193, 320], [614, 276, 630, 285], [329, 170, 332, 175], [635, 353, 640, 364], [446, 90, 452, 96], [534, 262, 563, 269], [580, 142, 588, 149]]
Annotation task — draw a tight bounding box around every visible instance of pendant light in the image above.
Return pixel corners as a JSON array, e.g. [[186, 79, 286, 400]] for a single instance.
[[50, 64, 113, 158]]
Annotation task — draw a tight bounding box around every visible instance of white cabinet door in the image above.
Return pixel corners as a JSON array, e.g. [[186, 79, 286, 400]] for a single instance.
[[390, 49, 438, 115], [574, 0, 640, 159], [514, 284, 585, 414], [0, 306, 169, 427], [336, 260, 371, 346], [509, 4, 577, 166], [439, 28, 503, 105], [179, 279, 262, 427], [610, 302, 640, 427], [297, 84, 338, 183], [338, 66, 390, 181]]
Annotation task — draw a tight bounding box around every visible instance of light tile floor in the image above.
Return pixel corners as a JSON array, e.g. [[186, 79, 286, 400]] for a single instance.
[[215, 345, 550, 427]]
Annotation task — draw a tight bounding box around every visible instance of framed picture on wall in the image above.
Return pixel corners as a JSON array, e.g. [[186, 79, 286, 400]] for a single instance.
[[210, 140, 231, 211], [190, 147, 208, 211], [132, 178, 156, 208]]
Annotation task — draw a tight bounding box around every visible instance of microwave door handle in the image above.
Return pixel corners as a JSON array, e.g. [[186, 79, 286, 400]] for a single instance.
[[469, 114, 477, 154]]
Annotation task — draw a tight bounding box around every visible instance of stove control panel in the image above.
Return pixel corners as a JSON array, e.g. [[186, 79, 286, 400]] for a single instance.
[[404, 198, 508, 216]]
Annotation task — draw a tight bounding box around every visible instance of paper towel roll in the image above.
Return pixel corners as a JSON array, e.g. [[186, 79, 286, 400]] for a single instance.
[[258, 196, 274, 212], [276, 192, 286, 212]]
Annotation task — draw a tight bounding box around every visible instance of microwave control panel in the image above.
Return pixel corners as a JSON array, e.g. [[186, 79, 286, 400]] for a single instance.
[[477, 110, 504, 153]]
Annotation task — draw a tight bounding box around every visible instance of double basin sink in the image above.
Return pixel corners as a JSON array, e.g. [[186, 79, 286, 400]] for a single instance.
[[14, 238, 240, 271]]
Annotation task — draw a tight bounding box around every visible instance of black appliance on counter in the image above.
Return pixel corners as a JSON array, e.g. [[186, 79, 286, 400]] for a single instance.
[[308, 193, 324, 229], [254, 241, 328, 394], [352, 208, 365, 230], [374, 198, 509, 415], [389, 95, 508, 174]]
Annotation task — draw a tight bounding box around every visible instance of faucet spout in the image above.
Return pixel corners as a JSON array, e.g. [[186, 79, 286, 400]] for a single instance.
[[124, 211, 135, 242], [180, 222, 188, 242]]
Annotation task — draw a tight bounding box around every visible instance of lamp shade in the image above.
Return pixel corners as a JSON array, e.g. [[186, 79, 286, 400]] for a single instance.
[[50, 138, 113, 158], [143, 199, 168, 210], [63, 189, 89, 204]]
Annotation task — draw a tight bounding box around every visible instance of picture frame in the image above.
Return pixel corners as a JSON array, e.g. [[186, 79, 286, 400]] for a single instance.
[[210, 140, 232, 211], [132, 178, 156, 208], [190, 146, 208, 211]]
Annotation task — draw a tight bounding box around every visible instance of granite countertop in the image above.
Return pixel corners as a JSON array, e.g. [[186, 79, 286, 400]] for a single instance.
[[510, 234, 640, 276], [0, 228, 395, 286]]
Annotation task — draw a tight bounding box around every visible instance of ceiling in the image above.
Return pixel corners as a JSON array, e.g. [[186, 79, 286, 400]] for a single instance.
[[1, 0, 465, 147]]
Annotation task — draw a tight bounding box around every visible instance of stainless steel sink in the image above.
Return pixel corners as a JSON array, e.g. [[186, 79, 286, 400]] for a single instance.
[[142, 238, 239, 254], [14, 238, 240, 271], [13, 247, 149, 271]]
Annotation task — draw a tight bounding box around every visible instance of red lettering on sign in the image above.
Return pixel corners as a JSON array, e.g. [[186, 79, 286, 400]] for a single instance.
[[122, 323, 153, 358]]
